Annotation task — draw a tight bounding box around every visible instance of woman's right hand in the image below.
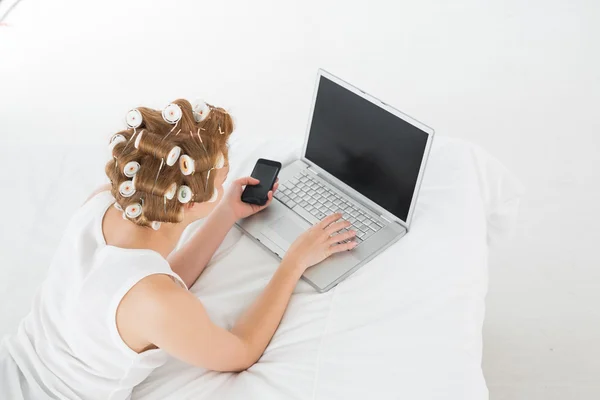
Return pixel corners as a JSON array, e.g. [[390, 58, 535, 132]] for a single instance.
[[282, 213, 358, 273]]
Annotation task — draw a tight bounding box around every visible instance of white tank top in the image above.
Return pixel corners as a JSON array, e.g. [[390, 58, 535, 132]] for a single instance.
[[1, 191, 186, 400]]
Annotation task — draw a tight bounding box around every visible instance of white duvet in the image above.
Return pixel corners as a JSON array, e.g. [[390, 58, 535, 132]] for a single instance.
[[0, 134, 519, 399], [125, 135, 520, 400]]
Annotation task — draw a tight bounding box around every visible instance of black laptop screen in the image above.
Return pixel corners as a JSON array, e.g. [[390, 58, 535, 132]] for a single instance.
[[304, 75, 429, 222]]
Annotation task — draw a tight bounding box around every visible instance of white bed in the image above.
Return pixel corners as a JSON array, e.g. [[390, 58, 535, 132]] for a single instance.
[[122, 135, 518, 400], [0, 132, 519, 399]]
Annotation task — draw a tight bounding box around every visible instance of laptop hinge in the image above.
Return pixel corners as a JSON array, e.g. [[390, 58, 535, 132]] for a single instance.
[[380, 214, 393, 223]]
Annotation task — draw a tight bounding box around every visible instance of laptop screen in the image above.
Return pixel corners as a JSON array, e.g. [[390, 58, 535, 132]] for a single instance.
[[305, 75, 430, 222]]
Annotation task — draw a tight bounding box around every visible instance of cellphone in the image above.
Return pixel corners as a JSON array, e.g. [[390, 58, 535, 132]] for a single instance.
[[241, 158, 282, 206]]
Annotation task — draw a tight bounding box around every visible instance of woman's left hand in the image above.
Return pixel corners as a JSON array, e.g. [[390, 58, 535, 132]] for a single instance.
[[219, 176, 279, 221]]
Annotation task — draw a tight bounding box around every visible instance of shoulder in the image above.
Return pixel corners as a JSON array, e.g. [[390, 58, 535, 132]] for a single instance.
[[121, 273, 184, 313], [128, 273, 183, 296], [100, 248, 180, 283], [115, 273, 188, 353], [103, 248, 187, 306]]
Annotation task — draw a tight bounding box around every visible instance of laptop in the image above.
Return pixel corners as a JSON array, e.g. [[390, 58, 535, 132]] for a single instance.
[[237, 69, 435, 292]]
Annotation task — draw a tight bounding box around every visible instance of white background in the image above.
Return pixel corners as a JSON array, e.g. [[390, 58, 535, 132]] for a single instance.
[[0, 0, 598, 399]]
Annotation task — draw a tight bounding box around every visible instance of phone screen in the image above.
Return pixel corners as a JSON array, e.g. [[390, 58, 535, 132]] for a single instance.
[[242, 160, 281, 205]]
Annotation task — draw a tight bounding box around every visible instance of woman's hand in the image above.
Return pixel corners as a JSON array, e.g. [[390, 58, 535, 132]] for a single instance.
[[219, 177, 279, 221], [282, 213, 357, 273]]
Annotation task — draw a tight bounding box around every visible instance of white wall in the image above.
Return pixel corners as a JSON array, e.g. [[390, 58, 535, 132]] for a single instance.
[[1, 0, 598, 399]]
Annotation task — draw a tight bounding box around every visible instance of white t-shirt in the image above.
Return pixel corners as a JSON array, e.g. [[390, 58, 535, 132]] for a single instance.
[[0, 191, 186, 400]]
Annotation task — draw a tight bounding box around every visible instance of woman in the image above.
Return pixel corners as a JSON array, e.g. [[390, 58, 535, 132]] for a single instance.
[[0, 99, 357, 399]]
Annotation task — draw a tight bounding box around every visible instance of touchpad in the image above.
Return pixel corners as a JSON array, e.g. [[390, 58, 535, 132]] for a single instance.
[[268, 217, 306, 243]]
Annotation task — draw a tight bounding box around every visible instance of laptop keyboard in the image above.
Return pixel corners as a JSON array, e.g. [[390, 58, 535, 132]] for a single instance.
[[274, 170, 385, 244]]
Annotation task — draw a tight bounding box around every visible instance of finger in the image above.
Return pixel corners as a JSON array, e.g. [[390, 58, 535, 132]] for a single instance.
[[235, 176, 260, 187], [327, 230, 356, 245], [255, 191, 274, 211], [325, 220, 351, 236], [271, 182, 279, 193], [328, 240, 358, 254], [316, 213, 343, 229]]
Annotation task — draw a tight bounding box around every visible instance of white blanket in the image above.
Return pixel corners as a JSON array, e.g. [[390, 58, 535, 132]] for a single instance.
[[128, 136, 521, 400]]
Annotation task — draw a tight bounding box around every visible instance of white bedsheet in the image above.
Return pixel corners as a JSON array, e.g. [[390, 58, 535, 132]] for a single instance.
[[126, 135, 521, 400]]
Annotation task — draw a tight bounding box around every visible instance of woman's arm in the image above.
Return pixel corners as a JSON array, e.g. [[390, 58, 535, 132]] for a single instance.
[[168, 177, 278, 288], [126, 260, 302, 371], [228, 258, 302, 364], [122, 214, 356, 372]]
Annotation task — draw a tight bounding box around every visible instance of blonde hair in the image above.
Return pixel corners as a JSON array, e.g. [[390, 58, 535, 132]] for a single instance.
[[105, 99, 233, 227]]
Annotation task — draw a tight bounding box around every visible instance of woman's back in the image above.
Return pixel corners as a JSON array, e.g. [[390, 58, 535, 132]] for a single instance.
[[1, 191, 184, 400], [0, 98, 352, 399]]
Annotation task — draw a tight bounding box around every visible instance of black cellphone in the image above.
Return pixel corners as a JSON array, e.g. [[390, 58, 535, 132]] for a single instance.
[[241, 158, 282, 206]]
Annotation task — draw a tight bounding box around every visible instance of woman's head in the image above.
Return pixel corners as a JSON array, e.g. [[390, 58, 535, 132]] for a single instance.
[[105, 99, 233, 229]]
